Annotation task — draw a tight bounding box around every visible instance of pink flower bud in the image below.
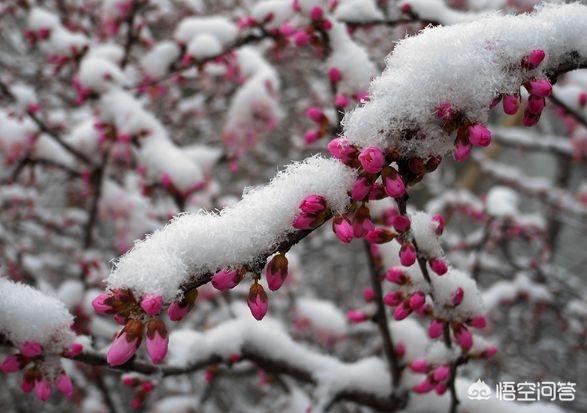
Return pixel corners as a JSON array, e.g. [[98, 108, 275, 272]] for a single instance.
[[292, 212, 318, 230], [168, 301, 190, 321], [56, 372, 73, 397], [122, 375, 137, 387], [63, 342, 84, 358], [114, 314, 127, 325], [454, 325, 473, 351], [468, 124, 492, 147], [399, 243, 417, 266], [35, 378, 52, 401], [107, 320, 143, 366], [436, 101, 455, 122], [351, 175, 373, 201], [310, 6, 323, 21], [433, 365, 450, 382], [304, 129, 320, 144], [365, 228, 396, 244], [335, 94, 349, 108], [279, 23, 296, 37], [432, 214, 445, 235], [408, 292, 426, 310], [410, 358, 428, 373], [522, 49, 545, 69], [131, 397, 143, 409], [412, 377, 434, 394], [527, 95, 545, 115], [395, 342, 406, 358], [265, 253, 288, 291], [353, 205, 374, 238], [428, 319, 444, 339], [299, 195, 327, 214], [328, 138, 358, 163], [525, 78, 552, 97], [293, 31, 310, 46], [522, 109, 541, 127], [140, 294, 163, 316], [451, 287, 464, 306], [391, 215, 411, 232], [142, 381, 154, 392], [328, 67, 342, 83], [470, 315, 487, 329], [436, 383, 448, 395], [332, 215, 354, 243], [484, 345, 498, 358], [22, 374, 35, 393], [382, 166, 406, 198], [247, 282, 268, 321], [579, 92, 587, 107], [362, 288, 375, 302], [383, 291, 403, 307], [358, 146, 385, 174], [386, 267, 407, 285], [429, 258, 448, 275], [306, 107, 325, 123], [146, 319, 169, 364], [453, 138, 471, 162], [1, 355, 22, 373], [502, 94, 520, 115], [393, 302, 412, 321], [20, 342, 43, 358], [212, 268, 244, 291], [346, 309, 367, 323], [92, 293, 113, 314]]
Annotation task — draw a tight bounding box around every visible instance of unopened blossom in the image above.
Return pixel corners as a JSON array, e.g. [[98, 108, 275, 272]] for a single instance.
[[399, 243, 417, 266], [454, 325, 473, 351], [92, 293, 114, 314], [351, 175, 374, 201], [393, 302, 412, 321], [527, 95, 545, 114], [346, 309, 368, 323], [56, 372, 74, 397], [391, 215, 411, 232], [432, 365, 450, 382], [327, 138, 358, 163], [436, 101, 455, 122], [522, 109, 540, 127], [299, 195, 327, 214], [332, 215, 354, 243], [35, 378, 51, 401], [382, 166, 406, 198], [502, 94, 520, 115], [358, 146, 385, 174], [408, 292, 426, 310], [335, 94, 349, 108], [212, 268, 244, 291], [107, 319, 144, 366], [145, 318, 169, 364], [306, 107, 325, 124], [432, 214, 445, 235], [453, 137, 471, 162], [522, 49, 545, 69], [429, 258, 448, 275], [452, 287, 464, 306], [413, 377, 434, 394], [524, 78, 552, 97], [247, 281, 268, 321], [428, 319, 444, 339], [352, 205, 374, 238], [20, 342, 42, 358], [328, 67, 342, 83], [386, 267, 408, 285], [365, 227, 395, 244], [362, 288, 375, 302], [167, 288, 198, 321], [470, 315, 487, 329], [265, 253, 288, 291], [1, 355, 23, 373], [383, 291, 403, 307], [140, 293, 163, 316], [468, 124, 492, 147], [410, 358, 429, 373]]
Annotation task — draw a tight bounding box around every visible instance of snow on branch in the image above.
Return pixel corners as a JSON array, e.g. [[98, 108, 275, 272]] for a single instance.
[[343, 3, 587, 157], [108, 156, 356, 300]]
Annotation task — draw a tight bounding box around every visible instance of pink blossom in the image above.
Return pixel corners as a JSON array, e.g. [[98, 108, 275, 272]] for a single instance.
[[522, 49, 545, 69], [453, 138, 471, 162], [304, 129, 320, 144], [352, 205, 374, 238], [293, 31, 310, 46], [351, 175, 373, 201], [265, 253, 288, 291], [310, 6, 323, 21], [527, 95, 545, 115], [382, 166, 406, 198], [386, 267, 407, 285], [470, 315, 487, 329], [433, 365, 450, 382], [332, 215, 354, 243], [279, 23, 296, 37], [436, 101, 455, 122], [485, 345, 498, 358], [1, 355, 22, 373], [432, 214, 445, 235], [362, 288, 375, 302], [35, 378, 52, 401], [358, 146, 385, 174], [399, 243, 417, 266], [107, 320, 143, 366], [579, 92, 587, 107], [92, 293, 113, 314], [21, 375, 35, 393], [451, 287, 464, 306], [391, 215, 411, 232], [140, 293, 163, 316], [365, 228, 395, 244], [502, 94, 520, 115], [335, 94, 349, 108], [63, 342, 83, 358], [435, 383, 448, 395], [306, 107, 324, 123], [412, 377, 434, 393], [327, 138, 358, 163], [212, 268, 243, 291], [525, 78, 552, 97], [393, 302, 412, 320], [299, 195, 327, 214], [468, 124, 492, 147], [522, 110, 541, 127], [408, 292, 426, 310], [383, 291, 403, 307], [346, 309, 368, 323], [292, 212, 318, 230], [428, 319, 444, 339], [410, 358, 429, 373], [247, 282, 268, 320], [20, 341, 43, 358], [454, 325, 473, 351], [56, 372, 74, 397], [146, 319, 169, 364], [328, 67, 342, 83], [429, 258, 448, 275]]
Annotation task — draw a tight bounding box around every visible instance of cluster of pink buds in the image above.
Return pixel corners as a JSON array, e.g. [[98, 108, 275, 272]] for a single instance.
[[383, 268, 429, 320], [1, 341, 80, 401], [122, 374, 154, 409], [427, 315, 488, 351], [92, 289, 189, 366], [23, 26, 51, 47], [410, 360, 451, 395], [293, 194, 329, 230]]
